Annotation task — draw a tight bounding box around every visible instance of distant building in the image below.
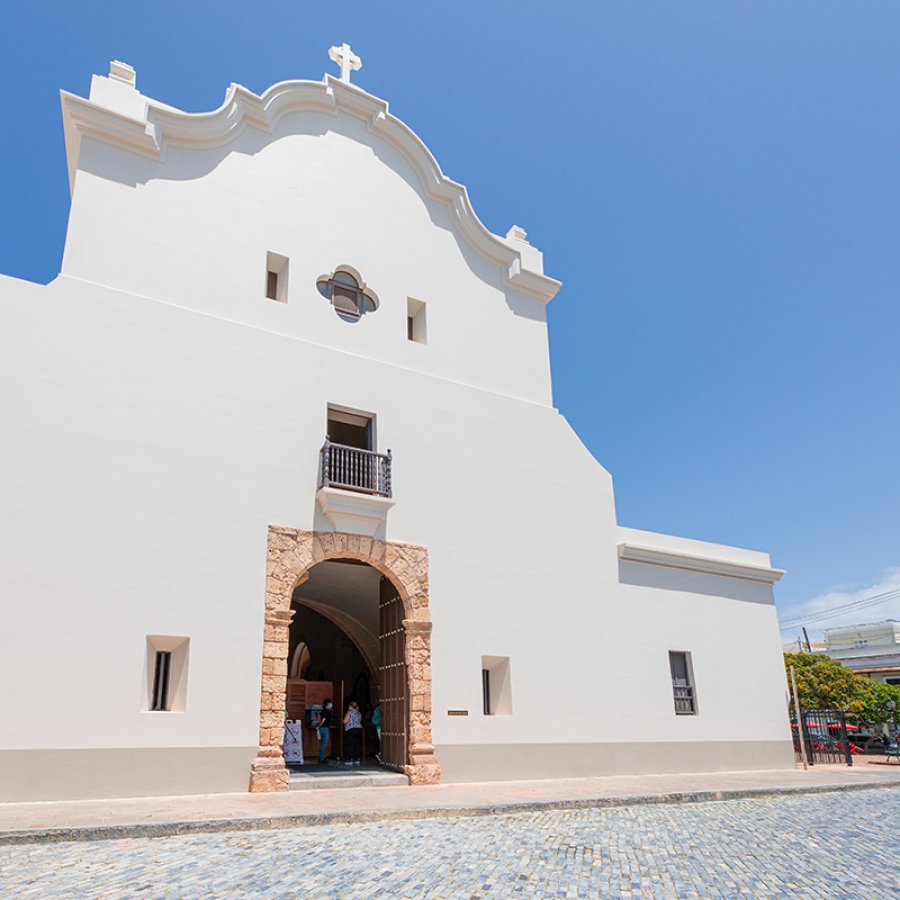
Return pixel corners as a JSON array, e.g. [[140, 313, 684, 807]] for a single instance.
[[821, 621, 900, 685]]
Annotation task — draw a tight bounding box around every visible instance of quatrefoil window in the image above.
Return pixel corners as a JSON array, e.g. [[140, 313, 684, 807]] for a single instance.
[[317, 268, 379, 322]]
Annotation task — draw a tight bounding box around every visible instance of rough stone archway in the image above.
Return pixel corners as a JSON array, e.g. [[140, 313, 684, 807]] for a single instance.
[[248, 527, 441, 791]]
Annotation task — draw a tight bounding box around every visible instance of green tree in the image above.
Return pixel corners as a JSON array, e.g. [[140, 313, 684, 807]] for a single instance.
[[858, 680, 900, 728], [784, 653, 876, 720]]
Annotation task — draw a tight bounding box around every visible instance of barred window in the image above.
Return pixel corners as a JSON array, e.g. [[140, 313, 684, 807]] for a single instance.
[[669, 651, 696, 715]]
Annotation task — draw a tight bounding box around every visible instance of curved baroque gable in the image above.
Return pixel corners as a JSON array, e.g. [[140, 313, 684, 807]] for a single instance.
[[61, 75, 561, 302]]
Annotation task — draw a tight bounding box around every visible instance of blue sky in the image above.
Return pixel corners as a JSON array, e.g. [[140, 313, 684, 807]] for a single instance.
[[1, 3, 897, 636]]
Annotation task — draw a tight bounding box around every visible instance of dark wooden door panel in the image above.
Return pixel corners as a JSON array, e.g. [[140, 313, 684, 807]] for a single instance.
[[379, 576, 408, 772]]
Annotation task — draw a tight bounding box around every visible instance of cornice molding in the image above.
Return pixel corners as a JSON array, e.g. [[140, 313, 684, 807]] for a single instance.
[[617, 542, 785, 585], [60, 75, 561, 303]]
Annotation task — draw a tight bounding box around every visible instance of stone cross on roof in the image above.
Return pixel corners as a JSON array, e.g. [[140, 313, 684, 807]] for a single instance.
[[328, 43, 362, 83]]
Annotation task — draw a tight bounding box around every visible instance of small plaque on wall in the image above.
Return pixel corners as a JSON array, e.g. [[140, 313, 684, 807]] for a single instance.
[[447, 710, 469, 716]]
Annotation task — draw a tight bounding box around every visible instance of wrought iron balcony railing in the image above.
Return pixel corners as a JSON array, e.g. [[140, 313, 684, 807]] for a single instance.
[[319, 438, 392, 498]]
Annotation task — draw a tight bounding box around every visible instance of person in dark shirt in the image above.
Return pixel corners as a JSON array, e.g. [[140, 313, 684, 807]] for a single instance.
[[317, 699, 334, 764], [342, 700, 364, 767]]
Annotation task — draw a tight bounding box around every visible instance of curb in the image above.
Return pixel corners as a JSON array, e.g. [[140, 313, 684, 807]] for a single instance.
[[1, 779, 898, 846]]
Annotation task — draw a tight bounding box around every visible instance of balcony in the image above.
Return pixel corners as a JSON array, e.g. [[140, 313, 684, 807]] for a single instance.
[[319, 438, 392, 498], [315, 438, 395, 537]]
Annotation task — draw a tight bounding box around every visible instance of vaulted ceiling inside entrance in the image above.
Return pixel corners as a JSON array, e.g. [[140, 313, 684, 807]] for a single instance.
[[291, 560, 381, 635]]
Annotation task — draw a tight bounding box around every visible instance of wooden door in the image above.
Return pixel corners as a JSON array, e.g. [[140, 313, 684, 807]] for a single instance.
[[287, 680, 344, 761], [379, 576, 408, 771]]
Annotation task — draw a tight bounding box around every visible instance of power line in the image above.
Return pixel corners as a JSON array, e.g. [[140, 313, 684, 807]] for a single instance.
[[788, 589, 900, 626], [779, 586, 900, 631], [780, 592, 899, 630], [780, 586, 900, 626]]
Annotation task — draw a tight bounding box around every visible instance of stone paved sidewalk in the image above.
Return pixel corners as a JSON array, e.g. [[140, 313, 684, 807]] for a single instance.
[[1, 764, 899, 845]]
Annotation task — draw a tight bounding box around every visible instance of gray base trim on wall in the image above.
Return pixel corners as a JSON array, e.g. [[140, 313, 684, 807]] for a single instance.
[[0, 747, 258, 802], [0, 742, 797, 800], [435, 740, 796, 784]]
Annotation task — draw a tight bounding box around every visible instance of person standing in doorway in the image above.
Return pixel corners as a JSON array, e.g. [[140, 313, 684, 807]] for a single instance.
[[343, 700, 363, 767], [317, 699, 334, 765], [371, 703, 382, 764]]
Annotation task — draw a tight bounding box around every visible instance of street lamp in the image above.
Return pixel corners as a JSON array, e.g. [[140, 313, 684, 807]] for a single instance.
[[888, 699, 897, 746]]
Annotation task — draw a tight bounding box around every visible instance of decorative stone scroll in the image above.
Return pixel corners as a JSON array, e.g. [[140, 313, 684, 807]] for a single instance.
[[248, 527, 440, 791]]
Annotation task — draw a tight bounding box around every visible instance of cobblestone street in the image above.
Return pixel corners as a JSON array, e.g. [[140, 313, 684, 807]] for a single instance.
[[1, 788, 897, 898]]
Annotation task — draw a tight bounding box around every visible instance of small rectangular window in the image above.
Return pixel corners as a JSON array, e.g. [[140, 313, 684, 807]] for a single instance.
[[265, 252, 289, 302], [481, 656, 512, 715], [145, 636, 190, 712], [151, 651, 171, 711], [669, 651, 696, 715], [407, 298, 427, 343]]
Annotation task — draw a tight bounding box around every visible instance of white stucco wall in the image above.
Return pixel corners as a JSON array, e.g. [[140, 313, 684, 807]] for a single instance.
[[0, 71, 793, 798], [61, 107, 552, 407]]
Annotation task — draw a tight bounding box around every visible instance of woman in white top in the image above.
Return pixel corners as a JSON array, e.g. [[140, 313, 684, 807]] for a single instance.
[[343, 700, 364, 767]]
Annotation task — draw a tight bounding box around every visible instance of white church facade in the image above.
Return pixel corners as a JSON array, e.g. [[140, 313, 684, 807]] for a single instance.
[[0, 49, 794, 801]]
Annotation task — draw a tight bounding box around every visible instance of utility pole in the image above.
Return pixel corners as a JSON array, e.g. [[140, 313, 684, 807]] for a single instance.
[[790, 665, 809, 770], [802, 627, 812, 654]]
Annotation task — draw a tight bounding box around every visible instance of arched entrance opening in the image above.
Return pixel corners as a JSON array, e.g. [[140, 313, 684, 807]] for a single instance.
[[284, 560, 404, 769], [249, 527, 440, 790]]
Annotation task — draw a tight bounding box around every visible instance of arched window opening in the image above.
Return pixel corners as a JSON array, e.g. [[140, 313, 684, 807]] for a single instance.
[[289, 641, 311, 679]]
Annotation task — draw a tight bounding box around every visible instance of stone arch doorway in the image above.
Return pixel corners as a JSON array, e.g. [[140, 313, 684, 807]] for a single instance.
[[291, 571, 407, 772], [249, 527, 440, 790]]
